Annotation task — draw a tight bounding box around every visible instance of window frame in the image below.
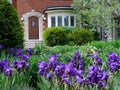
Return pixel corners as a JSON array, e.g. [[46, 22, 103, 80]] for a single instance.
[[48, 12, 76, 27]]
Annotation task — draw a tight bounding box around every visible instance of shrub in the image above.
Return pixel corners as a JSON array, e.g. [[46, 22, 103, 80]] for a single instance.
[[0, 0, 24, 48], [62, 26, 77, 45], [71, 28, 94, 45], [62, 26, 77, 33], [43, 27, 68, 46]]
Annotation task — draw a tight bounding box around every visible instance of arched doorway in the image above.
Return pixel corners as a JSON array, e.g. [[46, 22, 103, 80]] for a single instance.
[[28, 16, 39, 39], [22, 11, 44, 48]]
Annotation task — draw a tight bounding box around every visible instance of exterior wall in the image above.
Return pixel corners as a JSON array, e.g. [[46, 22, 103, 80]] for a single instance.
[[11, 0, 73, 48], [12, 0, 73, 30]]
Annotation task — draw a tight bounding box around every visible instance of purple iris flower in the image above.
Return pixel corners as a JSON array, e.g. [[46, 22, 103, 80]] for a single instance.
[[38, 69, 44, 75], [21, 60, 26, 66], [12, 61, 23, 71], [38, 61, 48, 76], [110, 62, 118, 72], [4, 66, 12, 77], [78, 60, 84, 65], [49, 54, 58, 62], [0, 59, 9, 72], [78, 60, 84, 70], [54, 64, 65, 77], [65, 64, 76, 76], [9, 48, 14, 55], [95, 58, 102, 66], [3, 59, 9, 66], [16, 62, 23, 71], [108, 52, 118, 60], [67, 62, 74, 68], [75, 75, 83, 83], [25, 63, 30, 70], [106, 52, 120, 72], [89, 65, 98, 75], [63, 77, 71, 85], [48, 54, 60, 69], [46, 73, 52, 80], [26, 48, 33, 55], [20, 54, 30, 61], [77, 70, 83, 77], [98, 81, 106, 88], [65, 65, 71, 73], [38, 61, 47, 70], [83, 77, 92, 85], [97, 69, 109, 81], [15, 48, 23, 57], [74, 50, 81, 59], [92, 53, 98, 59], [70, 51, 82, 68]]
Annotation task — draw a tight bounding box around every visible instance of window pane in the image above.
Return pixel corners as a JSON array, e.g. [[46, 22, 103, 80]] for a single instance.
[[31, 20, 36, 27], [64, 16, 69, 26], [51, 17, 56, 27], [71, 16, 74, 26], [58, 16, 62, 26]]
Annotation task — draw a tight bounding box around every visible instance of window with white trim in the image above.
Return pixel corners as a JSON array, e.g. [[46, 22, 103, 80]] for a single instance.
[[58, 16, 62, 26], [48, 12, 76, 27], [51, 16, 56, 27], [64, 16, 69, 26]]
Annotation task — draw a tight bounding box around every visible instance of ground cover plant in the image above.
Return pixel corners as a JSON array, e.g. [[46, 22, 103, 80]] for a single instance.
[[0, 40, 120, 90]]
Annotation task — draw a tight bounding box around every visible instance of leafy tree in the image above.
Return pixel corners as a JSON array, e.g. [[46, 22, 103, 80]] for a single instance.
[[0, 0, 24, 48], [72, 0, 120, 37]]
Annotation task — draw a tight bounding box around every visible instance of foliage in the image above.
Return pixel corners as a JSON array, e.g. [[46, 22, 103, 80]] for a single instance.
[[37, 50, 120, 90], [43, 27, 68, 46], [92, 31, 100, 41], [72, 0, 120, 33], [0, 0, 24, 48], [1, 40, 120, 89], [43, 27, 96, 46], [71, 29, 94, 45], [62, 26, 77, 33]]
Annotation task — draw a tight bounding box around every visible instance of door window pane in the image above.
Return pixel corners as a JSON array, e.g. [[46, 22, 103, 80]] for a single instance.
[[31, 20, 36, 27], [58, 16, 62, 26], [64, 16, 69, 26], [51, 17, 56, 27], [71, 16, 74, 26]]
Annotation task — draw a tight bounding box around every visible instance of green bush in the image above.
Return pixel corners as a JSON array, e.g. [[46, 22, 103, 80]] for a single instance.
[[62, 26, 77, 45], [71, 28, 94, 45], [0, 0, 24, 48], [62, 26, 77, 33], [43, 27, 68, 46]]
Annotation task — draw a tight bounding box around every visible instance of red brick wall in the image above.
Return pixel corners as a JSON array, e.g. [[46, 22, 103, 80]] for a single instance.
[[12, 0, 73, 29]]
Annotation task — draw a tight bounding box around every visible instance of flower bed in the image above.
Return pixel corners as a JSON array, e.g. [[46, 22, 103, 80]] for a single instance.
[[0, 42, 120, 90]]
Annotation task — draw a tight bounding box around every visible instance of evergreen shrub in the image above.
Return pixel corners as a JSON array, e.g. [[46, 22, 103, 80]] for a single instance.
[[0, 0, 24, 48]]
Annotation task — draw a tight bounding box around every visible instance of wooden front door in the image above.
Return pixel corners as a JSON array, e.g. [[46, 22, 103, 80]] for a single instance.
[[28, 16, 39, 39]]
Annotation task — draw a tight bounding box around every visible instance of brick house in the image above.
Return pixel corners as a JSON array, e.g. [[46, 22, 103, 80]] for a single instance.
[[8, 0, 120, 48], [8, 0, 76, 48]]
